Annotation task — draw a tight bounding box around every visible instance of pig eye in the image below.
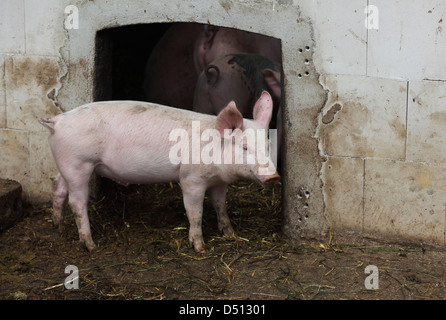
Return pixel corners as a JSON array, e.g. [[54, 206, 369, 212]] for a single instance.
[[243, 145, 248, 151]]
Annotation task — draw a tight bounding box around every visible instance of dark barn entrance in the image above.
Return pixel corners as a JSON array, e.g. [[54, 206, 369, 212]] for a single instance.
[[95, 23, 173, 102], [92, 22, 284, 250]]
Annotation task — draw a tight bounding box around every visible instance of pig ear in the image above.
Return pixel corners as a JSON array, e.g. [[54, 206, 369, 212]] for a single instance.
[[253, 91, 273, 129], [262, 69, 281, 100], [203, 25, 218, 48], [204, 65, 219, 86], [216, 101, 244, 137]]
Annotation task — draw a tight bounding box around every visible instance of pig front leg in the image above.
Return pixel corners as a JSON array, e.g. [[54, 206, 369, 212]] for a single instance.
[[181, 182, 207, 253], [208, 184, 235, 238]]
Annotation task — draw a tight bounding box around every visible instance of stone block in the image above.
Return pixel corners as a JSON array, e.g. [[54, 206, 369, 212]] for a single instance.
[[364, 159, 446, 245], [407, 80, 446, 164], [24, 0, 65, 56], [368, 0, 446, 80], [0, 1, 25, 53], [319, 75, 407, 160], [299, 0, 367, 76], [322, 157, 364, 233], [0, 178, 24, 233], [28, 131, 57, 202], [0, 129, 29, 182]]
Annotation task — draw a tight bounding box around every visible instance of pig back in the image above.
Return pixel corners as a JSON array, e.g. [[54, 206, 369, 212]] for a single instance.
[[50, 101, 214, 185]]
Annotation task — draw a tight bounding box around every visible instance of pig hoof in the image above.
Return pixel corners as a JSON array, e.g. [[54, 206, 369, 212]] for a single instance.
[[190, 240, 206, 254], [52, 219, 64, 233], [222, 227, 236, 239], [223, 234, 237, 241], [80, 239, 97, 252], [194, 246, 206, 254], [86, 242, 98, 252]]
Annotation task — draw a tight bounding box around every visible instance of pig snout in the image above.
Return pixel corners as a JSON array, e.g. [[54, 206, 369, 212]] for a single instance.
[[261, 173, 280, 185]]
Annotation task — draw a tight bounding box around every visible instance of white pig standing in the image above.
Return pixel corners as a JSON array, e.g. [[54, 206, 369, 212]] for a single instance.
[[39, 91, 279, 253]]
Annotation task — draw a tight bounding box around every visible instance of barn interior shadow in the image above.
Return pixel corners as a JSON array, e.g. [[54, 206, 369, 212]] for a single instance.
[[93, 22, 283, 244]]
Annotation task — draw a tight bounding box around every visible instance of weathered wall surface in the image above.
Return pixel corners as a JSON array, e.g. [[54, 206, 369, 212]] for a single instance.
[[1, 0, 445, 247], [301, 0, 446, 246], [0, 0, 64, 202]]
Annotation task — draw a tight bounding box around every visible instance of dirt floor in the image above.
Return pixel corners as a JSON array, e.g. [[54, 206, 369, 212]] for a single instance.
[[1, 181, 446, 301]]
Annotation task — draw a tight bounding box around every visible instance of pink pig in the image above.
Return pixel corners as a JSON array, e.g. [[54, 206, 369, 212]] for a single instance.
[[39, 91, 279, 253]]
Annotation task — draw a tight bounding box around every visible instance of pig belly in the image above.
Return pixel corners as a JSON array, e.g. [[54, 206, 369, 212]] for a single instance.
[[94, 156, 179, 186]]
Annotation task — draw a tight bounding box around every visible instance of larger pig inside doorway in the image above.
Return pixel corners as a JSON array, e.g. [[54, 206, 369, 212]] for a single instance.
[[93, 22, 283, 246], [95, 23, 282, 116]]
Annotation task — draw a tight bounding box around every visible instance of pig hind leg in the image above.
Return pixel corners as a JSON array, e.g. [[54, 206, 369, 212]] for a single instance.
[[52, 173, 68, 232], [208, 184, 235, 238], [60, 163, 97, 251]]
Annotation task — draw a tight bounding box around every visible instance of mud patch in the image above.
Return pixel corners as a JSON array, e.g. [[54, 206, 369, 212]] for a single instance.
[[6, 56, 59, 91], [129, 105, 148, 114]]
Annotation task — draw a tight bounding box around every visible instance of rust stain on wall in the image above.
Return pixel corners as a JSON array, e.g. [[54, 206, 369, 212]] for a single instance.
[[7, 57, 59, 91], [5, 55, 62, 131]]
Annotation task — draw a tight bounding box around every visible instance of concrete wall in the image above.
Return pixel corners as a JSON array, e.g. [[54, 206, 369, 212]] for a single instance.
[[0, 0, 64, 202], [302, 0, 446, 246], [1, 0, 445, 247]]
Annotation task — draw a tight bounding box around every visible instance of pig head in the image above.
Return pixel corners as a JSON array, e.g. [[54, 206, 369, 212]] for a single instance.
[[193, 25, 282, 74], [193, 53, 283, 157], [143, 23, 282, 111]]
